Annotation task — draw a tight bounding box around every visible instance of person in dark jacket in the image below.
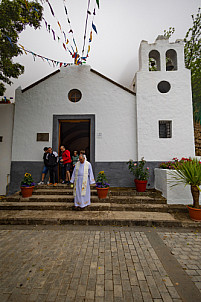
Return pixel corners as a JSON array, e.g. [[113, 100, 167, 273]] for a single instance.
[[45, 147, 59, 186], [38, 147, 49, 185]]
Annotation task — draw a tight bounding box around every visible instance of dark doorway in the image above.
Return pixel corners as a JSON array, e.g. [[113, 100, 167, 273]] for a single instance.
[[59, 120, 90, 161]]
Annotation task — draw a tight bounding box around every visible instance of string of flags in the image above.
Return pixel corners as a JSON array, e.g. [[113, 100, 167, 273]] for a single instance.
[[62, 0, 79, 53], [86, 1, 99, 59], [82, 0, 91, 59], [18, 43, 86, 67], [40, 0, 82, 64], [42, 0, 79, 56], [4, 0, 100, 68], [37, 0, 100, 64], [81, 0, 99, 61], [41, 0, 100, 63], [2, 0, 100, 101]]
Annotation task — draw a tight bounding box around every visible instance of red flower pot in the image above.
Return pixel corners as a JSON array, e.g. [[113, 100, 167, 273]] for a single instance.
[[187, 206, 201, 221], [21, 186, 34, 198], [96, 187, 109, 199], [134, 179, 147, 192]]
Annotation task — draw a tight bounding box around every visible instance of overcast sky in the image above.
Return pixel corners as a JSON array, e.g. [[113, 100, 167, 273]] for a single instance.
[[4, 0, 201, 100]]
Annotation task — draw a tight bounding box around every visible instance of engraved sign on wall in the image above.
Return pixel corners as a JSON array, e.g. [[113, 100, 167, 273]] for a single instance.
[[37, 133, 49, 142]]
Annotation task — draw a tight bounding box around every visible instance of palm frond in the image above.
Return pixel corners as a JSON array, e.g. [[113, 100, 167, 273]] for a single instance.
[[168, 158, 201, 189]]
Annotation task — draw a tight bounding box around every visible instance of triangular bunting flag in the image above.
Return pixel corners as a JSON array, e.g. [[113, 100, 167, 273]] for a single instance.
[[57, 21, 62, 32], [5, 35, 13, 47], [52, 29, 55, 40], [19, 44, 27, 55], [89, 31, 92, 42], [47, 0, 55, 16], [92, 22, 97, 34]]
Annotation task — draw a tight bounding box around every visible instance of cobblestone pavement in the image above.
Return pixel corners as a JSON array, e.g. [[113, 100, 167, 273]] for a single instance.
[[0, 226, 200, 302], [159, 231, 201, 294]]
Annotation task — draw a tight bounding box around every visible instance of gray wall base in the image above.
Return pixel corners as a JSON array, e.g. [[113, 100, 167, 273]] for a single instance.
[[94, 161, 160, 188], [9, 161, 44, 195], [9, 161, 162, 195]]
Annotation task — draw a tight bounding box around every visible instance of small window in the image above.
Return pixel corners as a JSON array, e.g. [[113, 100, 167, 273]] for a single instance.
[[159, 121, 172, 138], [0, 136, 3, 142], [37, 133, 49, 142], [68, 89, 82, 103], [157, 81, 171, 93]]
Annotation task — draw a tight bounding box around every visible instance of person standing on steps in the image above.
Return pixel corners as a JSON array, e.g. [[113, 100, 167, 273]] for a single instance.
[[38, 147, 49, 185], [70, 154, 95, 210], [45, 147, 59, 186], [72, 150, 79, 168], [60, 146, 71, 184]]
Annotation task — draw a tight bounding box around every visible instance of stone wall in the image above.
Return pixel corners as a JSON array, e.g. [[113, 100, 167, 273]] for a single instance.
[[194, 122, 201, 156]]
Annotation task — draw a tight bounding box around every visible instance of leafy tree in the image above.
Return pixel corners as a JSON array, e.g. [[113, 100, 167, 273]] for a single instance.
[[164, 8, 201, 123], [184, 8, 201, 123], [0, 0, 43, 97], [163, 27, 175, 39]]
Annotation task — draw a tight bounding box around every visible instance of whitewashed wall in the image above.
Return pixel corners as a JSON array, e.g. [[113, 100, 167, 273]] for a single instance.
[[0, 104, 15, 195], [155, 168, 201, 204], [12, 65, 137, 162], [135, 38, 195, 161]]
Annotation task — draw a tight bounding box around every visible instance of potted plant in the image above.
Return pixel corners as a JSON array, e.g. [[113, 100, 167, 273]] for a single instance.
[[170, 157, 201, 221], [20, 173, 35, 198], [96, 171, 110, 199], [127, 157, 149, 192]]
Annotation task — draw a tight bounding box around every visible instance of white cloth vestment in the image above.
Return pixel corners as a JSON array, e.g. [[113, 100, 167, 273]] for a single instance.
[[70, 161, 95, 208]]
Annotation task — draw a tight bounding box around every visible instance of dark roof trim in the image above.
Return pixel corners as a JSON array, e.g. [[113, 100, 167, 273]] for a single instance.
[[22, 69, 60, 93], [90, 68, 135, 95], [21, 67, 135, 95]]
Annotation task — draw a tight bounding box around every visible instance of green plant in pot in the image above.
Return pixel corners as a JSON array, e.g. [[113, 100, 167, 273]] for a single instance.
[[96, 171, 110, 199], [127, 157, 149, 192], [170, 158, 201, 221], [20, 173, 35, 198]]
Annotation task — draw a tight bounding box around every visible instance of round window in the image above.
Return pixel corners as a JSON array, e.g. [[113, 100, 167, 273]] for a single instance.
[[157, 81, 171, 93], [68, 89, 82, 103]]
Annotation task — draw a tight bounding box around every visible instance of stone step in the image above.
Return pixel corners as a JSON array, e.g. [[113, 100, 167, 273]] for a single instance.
[[109, 195, 166, 204], [0, 201, 188, 213], [0, 210, 182, 227], [33, 188, 97, 196], [34, 186, 163, 197], [4, 194, 166, 204]]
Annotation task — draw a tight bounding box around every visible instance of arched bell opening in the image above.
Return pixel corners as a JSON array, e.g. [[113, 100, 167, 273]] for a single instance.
[[149, 50, 161, 71], [166, 49, 177, 71]]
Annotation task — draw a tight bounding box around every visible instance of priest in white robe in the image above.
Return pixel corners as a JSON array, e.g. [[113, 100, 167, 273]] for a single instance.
[[70, 154, 95, 210]]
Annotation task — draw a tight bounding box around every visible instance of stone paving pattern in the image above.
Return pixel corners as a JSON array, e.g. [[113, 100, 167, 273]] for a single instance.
[[0, 228, 186, 302], [159, 231, 201, 294]]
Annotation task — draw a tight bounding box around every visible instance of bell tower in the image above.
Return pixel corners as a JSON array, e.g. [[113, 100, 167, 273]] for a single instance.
[[135, 36, 195, 162]]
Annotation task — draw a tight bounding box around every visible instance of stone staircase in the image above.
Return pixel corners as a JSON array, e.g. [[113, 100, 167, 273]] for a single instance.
[[0, 185, 188, 227]]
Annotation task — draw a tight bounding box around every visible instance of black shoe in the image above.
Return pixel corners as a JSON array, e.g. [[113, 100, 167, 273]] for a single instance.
[[72, 205, 80, 211]]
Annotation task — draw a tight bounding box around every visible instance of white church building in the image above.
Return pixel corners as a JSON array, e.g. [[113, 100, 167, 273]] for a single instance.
[[0, 36, 195, 195]]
